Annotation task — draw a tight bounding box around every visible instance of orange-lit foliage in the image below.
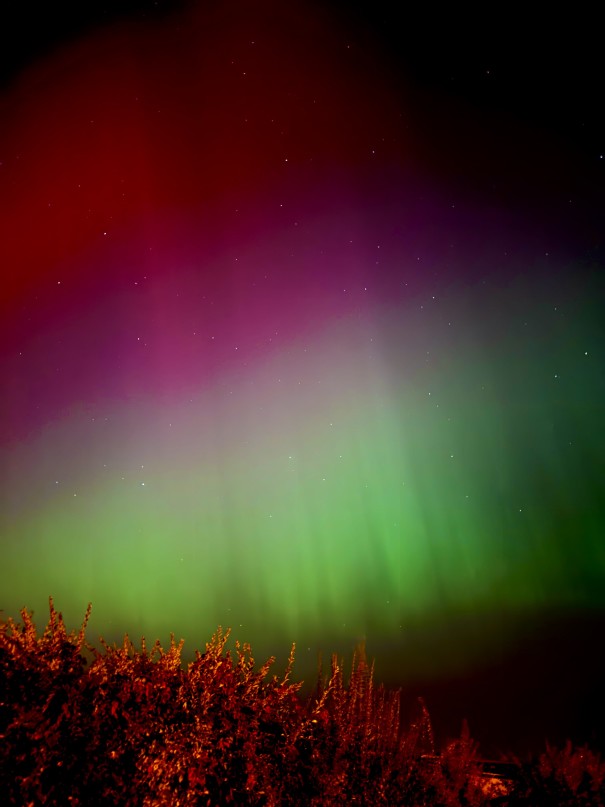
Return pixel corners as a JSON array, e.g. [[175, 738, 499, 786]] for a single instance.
[[1, 599, 604, 805], [503, 740, 605, 806]]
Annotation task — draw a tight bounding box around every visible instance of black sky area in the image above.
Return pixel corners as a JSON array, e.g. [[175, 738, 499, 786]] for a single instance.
[[3, 2, 603, 259], [3, 1, 603, 144]]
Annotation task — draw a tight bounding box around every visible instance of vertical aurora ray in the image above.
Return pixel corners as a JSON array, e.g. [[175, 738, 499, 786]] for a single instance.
[[1, 0, 604, 755], [3, 268, 603, 651]]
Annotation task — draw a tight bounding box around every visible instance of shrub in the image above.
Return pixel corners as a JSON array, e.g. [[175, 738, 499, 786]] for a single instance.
[[502, 741, 605, 806], [2, 599, 604, 805]]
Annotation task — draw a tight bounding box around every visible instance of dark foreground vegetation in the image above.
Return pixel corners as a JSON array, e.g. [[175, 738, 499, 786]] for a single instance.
[[1, 600, 604, 805]]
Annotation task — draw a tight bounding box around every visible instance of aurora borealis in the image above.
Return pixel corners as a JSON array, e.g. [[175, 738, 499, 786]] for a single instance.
[[2, 1, 604, 755]]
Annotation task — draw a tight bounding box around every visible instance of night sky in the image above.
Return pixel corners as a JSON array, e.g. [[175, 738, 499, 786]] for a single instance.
[[1, 1, 604, 757]]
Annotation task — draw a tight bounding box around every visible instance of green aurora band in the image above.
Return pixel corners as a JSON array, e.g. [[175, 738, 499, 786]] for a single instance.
[[3, 269, 603, 688]]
